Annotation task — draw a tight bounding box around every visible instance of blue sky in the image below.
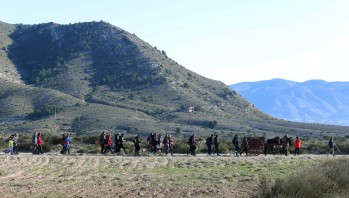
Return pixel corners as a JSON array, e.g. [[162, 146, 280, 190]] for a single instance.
[[1, 0, 349, 84]]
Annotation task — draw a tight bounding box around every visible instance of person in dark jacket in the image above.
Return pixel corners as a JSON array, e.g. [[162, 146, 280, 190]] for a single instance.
[[232, 134, 240, 156], [99, 131, 106, 154], [206, 134, 213, 155], [133, 135, 141, 156], [240, 137, 249, 156], [118, 133, 127, 155], [114, 133, 121, 153], [188, 134, 196, 156], [213, 135, 220, 156], [327, 137, 335, 156]]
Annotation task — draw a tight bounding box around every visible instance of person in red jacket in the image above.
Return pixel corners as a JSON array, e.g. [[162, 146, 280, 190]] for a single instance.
[[103, 134, 113, 154], [37, 132, 44, 154], [294, 136, 301, 156]]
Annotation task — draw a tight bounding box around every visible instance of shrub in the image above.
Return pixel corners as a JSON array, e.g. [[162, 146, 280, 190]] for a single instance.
[[256, 158, 349, 198]]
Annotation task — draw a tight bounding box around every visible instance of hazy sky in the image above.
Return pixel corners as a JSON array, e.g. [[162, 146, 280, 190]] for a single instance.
[[1, 0, 349, 84]]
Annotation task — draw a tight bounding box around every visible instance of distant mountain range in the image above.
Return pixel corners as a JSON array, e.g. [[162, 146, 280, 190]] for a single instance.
[[230, 79, 349, 126]]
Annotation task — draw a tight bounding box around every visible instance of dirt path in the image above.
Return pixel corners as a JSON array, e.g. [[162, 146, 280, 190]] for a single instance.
[[0, 154, 345, 197]]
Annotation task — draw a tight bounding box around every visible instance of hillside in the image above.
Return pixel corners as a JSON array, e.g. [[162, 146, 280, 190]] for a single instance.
[[230, 79, 349, 126], [1, 21, 349, 138]]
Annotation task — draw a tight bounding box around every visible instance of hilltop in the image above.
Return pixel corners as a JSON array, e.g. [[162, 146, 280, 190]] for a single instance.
[[1, 21, 349, 138]]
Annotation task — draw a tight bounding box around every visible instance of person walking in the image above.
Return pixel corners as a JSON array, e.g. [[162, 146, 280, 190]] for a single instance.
[[37, 133, 44, 154], [188, 134, 196, 156], [232, 134, 240, 156], [32, 131, 38, 154], [103, 133, 113, 154], [64, 133, 71, 154], [206, 134, 213, 155], [5, 136, 14, 155], [168, 135, 174, 156], [213, 135, 220, 156], [327, 137, 335, 156], [157, 134, 163, 152], [240, 137, 249, 156], [60, 134, 66, 154], [114, 133, 121, 153], [118, 133, 127, 155], [151, 133, 157, 153], [133, 135, 141, 156], [11, 133, 19, 154], [99, 131, 106, 154], [294, 137, 301, 156]]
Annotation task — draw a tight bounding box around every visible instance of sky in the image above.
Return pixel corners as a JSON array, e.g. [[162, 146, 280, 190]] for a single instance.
[[1, 0, 349, 84]]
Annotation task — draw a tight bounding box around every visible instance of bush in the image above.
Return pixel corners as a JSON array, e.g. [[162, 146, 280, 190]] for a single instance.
[[256, 158, 349, 198]]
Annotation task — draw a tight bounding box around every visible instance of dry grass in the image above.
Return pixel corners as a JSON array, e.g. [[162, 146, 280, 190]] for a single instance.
[[256, 157, 349, 198], [0, 154, 346, 197]]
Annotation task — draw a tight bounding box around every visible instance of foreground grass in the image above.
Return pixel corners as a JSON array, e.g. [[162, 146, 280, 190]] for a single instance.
[[256, 158, 349, 198], [0, 154, 346, 197]]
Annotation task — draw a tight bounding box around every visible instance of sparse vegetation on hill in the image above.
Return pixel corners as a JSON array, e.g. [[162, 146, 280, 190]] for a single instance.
[[0, 20, 348, 139]]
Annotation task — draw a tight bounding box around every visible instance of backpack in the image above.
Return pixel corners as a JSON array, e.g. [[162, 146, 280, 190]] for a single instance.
[[205, 137, 210, 146], [187, 137, 192, 145]]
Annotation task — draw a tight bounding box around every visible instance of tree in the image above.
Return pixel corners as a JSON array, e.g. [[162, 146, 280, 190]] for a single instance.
[[208, 121, 218, 129], [176, 127, 181, 135]]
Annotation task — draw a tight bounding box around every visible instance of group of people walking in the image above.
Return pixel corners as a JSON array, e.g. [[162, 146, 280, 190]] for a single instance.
[[3, 131, 339, 157], [99, 132, 127, 155], [147, 133, 174, 156], [98, 131, 175, 156]]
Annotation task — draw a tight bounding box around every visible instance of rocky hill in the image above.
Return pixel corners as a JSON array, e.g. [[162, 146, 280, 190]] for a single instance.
[[230, 79, 349, 126], [1, 21, 348, 138]]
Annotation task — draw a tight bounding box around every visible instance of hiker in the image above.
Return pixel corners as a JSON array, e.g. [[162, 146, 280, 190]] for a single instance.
[[188, 134, 196, 156], [99, 131, 106, 154], [232, 134, 240, 156], [32, 131, 38, 154], [60, 134, 66, 154], [37, 133, 44, 154], [327, 137, 335, 156], [151, 133, 157, 153], [157, 134, 163, 152], [294, 137, 301, 156], [12, 133, 19, 154], [168, 134, 174, 156], [118, 133, 127, 155], [103, 133, 112, 154], [64, 133, 71, 154], [133, 135, 141, 156], [214, 135, 220, 156], [147, 132, 153, 152], [162, 134, 173, 156], [114, 133, 121, 153], [240, 137, 249, 156], [206, 134, 213, 155], [4, 136, 14, 155]]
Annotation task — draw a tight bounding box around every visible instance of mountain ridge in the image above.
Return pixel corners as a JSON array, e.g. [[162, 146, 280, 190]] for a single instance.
[[230, 78, 349, 126], [1, 20, 349, 138]]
